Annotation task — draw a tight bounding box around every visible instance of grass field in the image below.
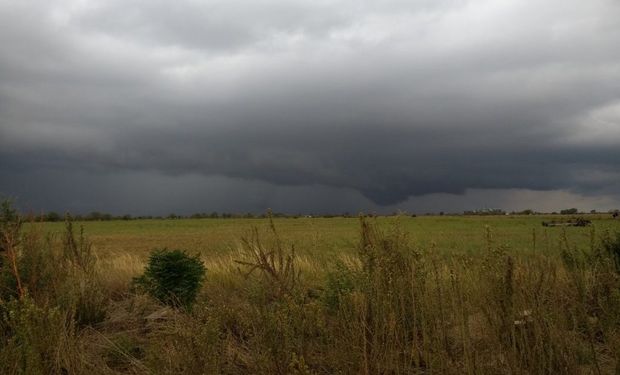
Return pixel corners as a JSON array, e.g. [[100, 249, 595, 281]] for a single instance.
[[40, 214, 620, 259], [3, 212, 620, 374]]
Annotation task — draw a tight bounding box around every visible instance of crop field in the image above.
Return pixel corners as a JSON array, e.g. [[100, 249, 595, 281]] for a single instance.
[[2, 210, 620, 374]]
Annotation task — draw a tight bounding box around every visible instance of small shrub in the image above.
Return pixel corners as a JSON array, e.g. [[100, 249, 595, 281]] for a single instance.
[[0, 199, 25, 299], [235, 213, 300, 300], [601, 231, 620, 274], [134, 249, 206, 308], [0, 295, 84, 374], [323, 261, 356, 312]]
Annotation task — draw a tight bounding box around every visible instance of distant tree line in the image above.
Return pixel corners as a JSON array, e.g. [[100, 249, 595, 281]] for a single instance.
[[31, 208, 620, 222], [36, 211, 359, 222], [463, 208, 506, 216]]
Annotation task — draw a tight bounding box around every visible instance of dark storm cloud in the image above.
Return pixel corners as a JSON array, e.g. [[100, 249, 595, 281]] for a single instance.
[[1, 0, 620, 212]]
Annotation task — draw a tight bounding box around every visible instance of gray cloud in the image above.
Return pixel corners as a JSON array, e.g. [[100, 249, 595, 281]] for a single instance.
[[1, 0, 620, 213]]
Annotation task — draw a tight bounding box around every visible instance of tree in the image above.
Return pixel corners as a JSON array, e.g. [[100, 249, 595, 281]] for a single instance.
[[45, 211, 61, 222]]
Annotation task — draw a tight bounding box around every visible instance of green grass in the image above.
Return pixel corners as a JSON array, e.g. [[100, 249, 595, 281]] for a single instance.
[[38, 214, 620, 259]]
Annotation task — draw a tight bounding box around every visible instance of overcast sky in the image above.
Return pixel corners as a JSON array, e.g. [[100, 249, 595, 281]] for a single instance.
[[1, 0, 619, 215]]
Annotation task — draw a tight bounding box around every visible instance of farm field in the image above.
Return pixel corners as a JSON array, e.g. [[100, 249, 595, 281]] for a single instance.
[[3, 211, 620, 374], [39, 214, 620, 259]]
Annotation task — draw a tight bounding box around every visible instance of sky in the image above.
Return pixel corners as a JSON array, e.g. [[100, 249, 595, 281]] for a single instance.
[[1, 0, 619, 215]]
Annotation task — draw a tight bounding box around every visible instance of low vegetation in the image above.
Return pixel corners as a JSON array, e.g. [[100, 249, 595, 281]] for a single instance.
[[133, 249, 206, 309], [1, 200, 620, 374]]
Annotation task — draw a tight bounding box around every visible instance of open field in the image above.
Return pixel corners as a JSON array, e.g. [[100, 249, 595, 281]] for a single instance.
[[39, 214, 620, 259], [3, 212, 620, 374]]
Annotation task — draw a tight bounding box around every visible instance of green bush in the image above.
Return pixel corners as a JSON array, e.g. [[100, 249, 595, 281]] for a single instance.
[[602, 231, 620, 274], [323, 261, 356, 312], [134, 249, 206, 308], [0, 295, 84, 374]]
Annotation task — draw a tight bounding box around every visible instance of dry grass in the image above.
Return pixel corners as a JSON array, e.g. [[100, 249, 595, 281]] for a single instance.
[[2, 211, 620, 374], [97, 253, 145, 300]]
